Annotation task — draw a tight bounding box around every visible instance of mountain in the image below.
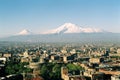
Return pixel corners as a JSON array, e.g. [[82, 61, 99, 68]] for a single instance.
[[1, 23, 119, 43], [17, 29, 32, 35], [43, 23, 105, 34], [0, 33, 120, 44]]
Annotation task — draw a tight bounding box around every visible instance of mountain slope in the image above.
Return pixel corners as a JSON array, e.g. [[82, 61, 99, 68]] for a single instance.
[[17, 29, 32, 35], [43, 23, 105, 34], [0, 33, 120, 44], [1, 23, 119, 43]]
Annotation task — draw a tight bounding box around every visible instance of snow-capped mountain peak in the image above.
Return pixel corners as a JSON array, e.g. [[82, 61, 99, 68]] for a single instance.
[[61, 23, 78, 28], [52, 23, 81, 33], [17, 29, 32, 35], [43, 23, 105, 34]]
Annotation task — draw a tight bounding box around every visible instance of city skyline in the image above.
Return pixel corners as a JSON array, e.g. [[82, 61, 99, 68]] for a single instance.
[[0, 0, 120, 37]]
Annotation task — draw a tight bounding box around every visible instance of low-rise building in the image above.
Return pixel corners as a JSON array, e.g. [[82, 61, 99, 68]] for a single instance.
[[0, 57, 6, 64], [111, 75, 120, 80], [3, 53, 12, 58], [89, 58, 104, 64], [61, 67, 86, 80]]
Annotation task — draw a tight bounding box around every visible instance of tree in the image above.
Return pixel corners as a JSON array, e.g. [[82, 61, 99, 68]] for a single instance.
[[40, 64, 48, 77], [67, 63, 84, 71], [52, 64, 61, 79], [40, 63, 63, 80], [5, 61, 32, 75], [67, 63, 77, 71]]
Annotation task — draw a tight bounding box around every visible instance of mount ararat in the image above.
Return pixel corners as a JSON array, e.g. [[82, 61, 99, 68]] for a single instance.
[[0, 23, 120, 43], [42, 23, 105, 34], [17, 23, 106, 35]]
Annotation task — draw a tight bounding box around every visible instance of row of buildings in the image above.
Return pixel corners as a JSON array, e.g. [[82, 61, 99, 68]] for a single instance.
[[0, 44, 120, 80]]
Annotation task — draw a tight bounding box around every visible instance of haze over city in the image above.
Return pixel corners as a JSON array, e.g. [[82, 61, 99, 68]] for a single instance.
[[0, 0, 120, 37]]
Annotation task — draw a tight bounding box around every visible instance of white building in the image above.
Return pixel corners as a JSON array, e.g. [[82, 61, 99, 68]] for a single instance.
[[0, 57, 7, 64]]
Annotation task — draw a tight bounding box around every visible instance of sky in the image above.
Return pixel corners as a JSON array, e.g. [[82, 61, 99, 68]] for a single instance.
[[0, 0, 120, 37]]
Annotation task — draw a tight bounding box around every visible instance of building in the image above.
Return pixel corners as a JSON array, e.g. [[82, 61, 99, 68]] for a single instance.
[[29, 62, 40, 69], [92, 72, 105, 80], [21, 57, 30, 63], [3, 53, 12, 58], [111, 75, 120, 80], [23, 50, 29, 58], [61, 67, 86, 80], [89, 58, 104, 64], [0, 57, 6, 64], [99, 69, 120, 75]]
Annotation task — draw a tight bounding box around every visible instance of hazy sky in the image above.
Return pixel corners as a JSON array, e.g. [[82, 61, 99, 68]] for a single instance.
[[0, 0, 120, 37]]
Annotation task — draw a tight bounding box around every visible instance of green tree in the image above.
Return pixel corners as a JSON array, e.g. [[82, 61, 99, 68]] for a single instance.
[[40, 64, 48, 77], [52, 64, 61, 79], [67, 63, 84, 71], [40, 63, 63, 80], [67, 63, 77, 71], [5, 61, 31, 75]]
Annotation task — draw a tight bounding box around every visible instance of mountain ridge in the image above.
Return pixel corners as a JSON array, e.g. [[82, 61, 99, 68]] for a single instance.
[[0, 33, 120, 43], [42, 23, 106, 34], [1, 23, 119, 43], [16, 23, 107, 35]]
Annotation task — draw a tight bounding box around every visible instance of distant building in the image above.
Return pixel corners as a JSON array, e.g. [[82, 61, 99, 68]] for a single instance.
[[21, 57, 30, 63], [51, 55, 59, 61], [0, 57, 6, 64], [111, 75, 120, 80], [61, 49, 67, 54], [70, 49, 76, 54], [89, 58, 104, 64], [84, 68, 96, 79], [92, 72, 105, 80], [23, 50, 29, 58], [29, 62, 40, 75], [99, 69, 120, 75], [61, 67, 68, 79], [29, 62, 40, 69], [117, 49, 120, 54], [39, 57, 45, 63], [3, 53, 12, 58], [61, 67, 86, 80]]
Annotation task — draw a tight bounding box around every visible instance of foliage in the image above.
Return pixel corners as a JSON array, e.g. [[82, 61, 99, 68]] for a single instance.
[[52, 64, 61, 79], [5, 61, 84, 80], [40, 63, 62, 80], [5, 61, 32, 75], [40, 64, 48, 77], [67, 63, 84, 71], [40, 63, 84, 80]]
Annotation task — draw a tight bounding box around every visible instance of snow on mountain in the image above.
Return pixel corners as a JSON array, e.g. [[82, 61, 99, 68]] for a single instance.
[[43, 23, 104, 34], [17, 29, 32, 35]]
